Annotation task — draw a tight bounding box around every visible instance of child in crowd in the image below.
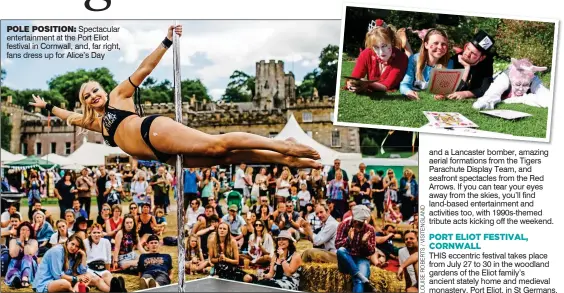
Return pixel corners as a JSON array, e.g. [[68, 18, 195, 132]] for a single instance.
[[297, 183, 311, 216], [154, 208, 167, 237], [289, 187, 299, 212]]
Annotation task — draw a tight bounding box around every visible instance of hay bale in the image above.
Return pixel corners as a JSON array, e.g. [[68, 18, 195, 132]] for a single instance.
[[300, 263, 405, 292]]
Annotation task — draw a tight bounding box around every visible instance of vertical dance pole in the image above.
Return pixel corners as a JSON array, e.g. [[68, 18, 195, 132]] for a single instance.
[[172, 20, 185, 293]]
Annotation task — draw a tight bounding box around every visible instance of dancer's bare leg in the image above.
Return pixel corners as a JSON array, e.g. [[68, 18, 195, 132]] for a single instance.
[[166, 149, 322, 169], [149, 117, 320, 159]]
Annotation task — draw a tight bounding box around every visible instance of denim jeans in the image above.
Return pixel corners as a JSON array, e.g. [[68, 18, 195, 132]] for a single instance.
[[336, 247, 370, 293]]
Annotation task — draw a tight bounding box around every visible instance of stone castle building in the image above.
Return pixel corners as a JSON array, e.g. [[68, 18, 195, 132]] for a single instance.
[[2, 60, 360, 159]]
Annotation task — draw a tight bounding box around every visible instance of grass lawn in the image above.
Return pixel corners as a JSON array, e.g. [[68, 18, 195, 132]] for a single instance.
[[337, 61, 549, 138]]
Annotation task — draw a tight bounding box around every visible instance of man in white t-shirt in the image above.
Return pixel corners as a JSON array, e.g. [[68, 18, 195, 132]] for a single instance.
[[185, 199, 205, 232], [398, 230, 418, 292], [1, 203, 21, 228], [233, 163, 247, 195]]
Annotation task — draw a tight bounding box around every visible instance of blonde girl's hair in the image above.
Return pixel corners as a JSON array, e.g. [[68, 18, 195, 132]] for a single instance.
[[111, 204, 122, 214], [312, 169, 320, 177], [365, 26, 397, 49], [209, 222, 235, 259], [67, 81, 103, 132], [416, 28, 450, 81], [335, 170, 343, 179], [403, 168, 413, 178], [187, 234, 201, 255], [102, 203, 111, 213], [87, 223, 104, 249], [246, 166, 254, 175], [55, 219, 68, 242], [64, 234, 86, 275], [281, 169, 290, 179], [155, 208, 165, 216]]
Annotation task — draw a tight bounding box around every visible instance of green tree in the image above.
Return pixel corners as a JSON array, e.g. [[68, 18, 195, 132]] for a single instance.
[[316, 44, 339, 97], [221, 70, 255, 103], [1, 112, 12, 150], [181, 79, 210, 102], [141, 79, 173, 104], [48, 67, 118, 110], [296, 70, 319, 97], [360, 136, 378, 156]]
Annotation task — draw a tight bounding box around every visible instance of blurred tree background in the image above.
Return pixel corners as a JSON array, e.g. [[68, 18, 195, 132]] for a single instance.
[[343, 6, 555, 73]]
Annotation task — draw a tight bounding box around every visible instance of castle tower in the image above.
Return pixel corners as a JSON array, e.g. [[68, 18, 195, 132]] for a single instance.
[[254, 60, 292, 110]]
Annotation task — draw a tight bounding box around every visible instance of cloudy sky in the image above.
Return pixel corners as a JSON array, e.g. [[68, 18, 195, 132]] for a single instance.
[[1, 20, 340, 100]]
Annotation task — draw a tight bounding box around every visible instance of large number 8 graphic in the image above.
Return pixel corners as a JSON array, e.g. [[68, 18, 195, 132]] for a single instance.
[[85, 0, 111, 12]]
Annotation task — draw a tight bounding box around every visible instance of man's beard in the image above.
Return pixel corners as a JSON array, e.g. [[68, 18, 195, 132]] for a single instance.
[[462, 55, 479, 66]]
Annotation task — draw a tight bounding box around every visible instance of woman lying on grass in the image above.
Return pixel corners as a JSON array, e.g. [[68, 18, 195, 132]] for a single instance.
[[346, 19, 409, 93], [399, 28, 453, 100]]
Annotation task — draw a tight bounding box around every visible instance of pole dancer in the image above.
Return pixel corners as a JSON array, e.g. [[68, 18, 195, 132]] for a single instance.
[[29, 25, 322, 169], [172, 20, 186, 293]]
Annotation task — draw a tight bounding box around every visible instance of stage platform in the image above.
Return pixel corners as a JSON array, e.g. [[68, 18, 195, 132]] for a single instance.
[[141, 276, 299, 292]]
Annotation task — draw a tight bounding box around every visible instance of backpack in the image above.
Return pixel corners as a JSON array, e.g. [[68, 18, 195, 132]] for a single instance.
[[163, 236, 178, 246], [1, 244, 10, 277]]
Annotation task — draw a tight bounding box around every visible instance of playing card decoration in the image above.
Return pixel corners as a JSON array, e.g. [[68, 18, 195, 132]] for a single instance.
[[423, 111, 479, 128], [428, 68, 465, 95], [480, 110, 532, 120]]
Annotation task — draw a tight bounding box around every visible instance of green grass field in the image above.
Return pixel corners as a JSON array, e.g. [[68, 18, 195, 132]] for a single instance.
[[337, 61, 549, 138]]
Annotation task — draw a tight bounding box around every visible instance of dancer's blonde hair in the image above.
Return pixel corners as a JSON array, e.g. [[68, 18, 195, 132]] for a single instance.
[[66, 81, 104, 132]]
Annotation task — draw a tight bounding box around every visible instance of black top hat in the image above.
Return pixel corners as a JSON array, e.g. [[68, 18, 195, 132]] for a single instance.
[[471, 30, 495, 54]]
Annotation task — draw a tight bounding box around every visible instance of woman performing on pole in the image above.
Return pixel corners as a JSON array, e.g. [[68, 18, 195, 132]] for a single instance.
[[29, 25, 321, 169]]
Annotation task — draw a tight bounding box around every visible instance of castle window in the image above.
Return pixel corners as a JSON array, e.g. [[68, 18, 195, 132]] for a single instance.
[[21, 143, 27, 155], [65, 142, 72, 155], [302, 112, 313, 123], [269, 132, 278, 139], [35, 142, 42, 155], [331, 131, 341, 147], [50, 142, 56, 153]]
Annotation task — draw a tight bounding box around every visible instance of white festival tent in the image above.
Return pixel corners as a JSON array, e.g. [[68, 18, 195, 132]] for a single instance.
[[41, 153, 74, 166], [274, 114, 362, 175], [1, 148, 26, 164], [67, 137, 127, 166], [60, 163, 87, 170]]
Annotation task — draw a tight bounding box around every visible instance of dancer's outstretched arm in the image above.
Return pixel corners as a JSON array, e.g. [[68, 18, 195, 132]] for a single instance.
[[111, 25, 182, 100], [29, 94, 102, 133]]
